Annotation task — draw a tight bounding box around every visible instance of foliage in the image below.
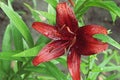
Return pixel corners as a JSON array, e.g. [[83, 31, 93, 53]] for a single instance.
[[0, 0, 120, 80]]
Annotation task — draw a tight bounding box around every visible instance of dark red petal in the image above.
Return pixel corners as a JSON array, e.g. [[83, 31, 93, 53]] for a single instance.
[[32, 22, 63, 40], [32, 40, 69, 66], [56, 3, 78, 34], [75, 42, 108, 56], [75, 25, 108, 55], [67, 48, 81, 80]]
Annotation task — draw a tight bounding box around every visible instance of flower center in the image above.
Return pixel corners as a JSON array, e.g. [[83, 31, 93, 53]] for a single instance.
[[66, 27, 75, 35], [60, 24, 75, 35], [69, 36, 76, 48], [66, 36, 76, 54], [60, 25, 77, 53], [63, 25, 76, 48]]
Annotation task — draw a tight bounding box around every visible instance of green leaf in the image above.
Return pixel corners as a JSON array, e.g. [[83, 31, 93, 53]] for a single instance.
[[13, 43, 46, 57], [93, 34, 120, 49], [0, 2, 34, 47], [101, 66, 120, 72], [76, 1, 120, 21], [12, 25, 24, 51], [89, 55, 96, 70], [110, 11, 117, 23], [75, 0, 90, 18], [8, 0, 13, 10], [37, 76, 56, 80], [36, 10, 56, 25], [25, 66, 51, 76], [35, 35, 50, 46], [44, 0, 58, 8], [84, 1, 120, 17], [106, 74, 119, 80], [44, 62, 67, 80], [81, 62, 88, 74], [48, 4, 56, 15], [1, 24, 13, 73], [0, 51, 22, 61], [99, 52, 115, 67], [90, 51, 115, 80], [56, 56, 67, 67], [76, 6, 89, 19], [2, 24, 12, 51], [92, 66, 120, 72], [24, 3, 41, 21], [113, 50, 120, 65], [74, 0, 88, 13], [25, 3, 56, 24], [32, 0, 37, 9], [26, 62, 66, 80]]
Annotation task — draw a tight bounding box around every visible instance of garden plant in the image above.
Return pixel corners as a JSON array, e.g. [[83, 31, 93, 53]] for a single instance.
[[0, 0, 120, 80]]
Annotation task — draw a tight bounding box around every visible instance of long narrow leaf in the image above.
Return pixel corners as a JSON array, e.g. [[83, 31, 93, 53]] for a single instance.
[[74, 0, 88, 13], [0, 2, 34, 47], [35, 35, 50, 46], [1, 24, 12, 73], [24, 3, 41, 21], [92, 66, 120, 72], [44, 62, 67, 80], [13, 43, 45, 57], [93, 34, 120, 49], [85, 1, 120, 17], [76, 1, 120, 20], [0, 51, 22, 61], [12, 25, 24, 51], [90, 52, 115, 80], [2, 24, 12, 51], [44, 0, 58, 8], [35, 10, 56, 25], [25, 66, 51, 76]]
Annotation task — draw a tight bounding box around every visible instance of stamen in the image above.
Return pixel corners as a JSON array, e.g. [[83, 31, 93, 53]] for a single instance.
[[60, 24, 66, 30], [65, 47, 71, 55], [66, 27, 74, 35], [69, 36, 76, 48], [66, 36, 76, 55]]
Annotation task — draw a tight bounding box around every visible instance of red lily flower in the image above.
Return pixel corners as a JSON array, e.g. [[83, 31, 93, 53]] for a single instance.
[[32, 2, 108, 80]]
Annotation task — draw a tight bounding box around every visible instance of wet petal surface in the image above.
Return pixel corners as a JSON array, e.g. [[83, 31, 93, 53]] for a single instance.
[[32, 40, 69, 66], [56, 3, 78, 34], [32, 22, 63, 40], [67, 48, 81, 80], [75, 25, 108, 55]]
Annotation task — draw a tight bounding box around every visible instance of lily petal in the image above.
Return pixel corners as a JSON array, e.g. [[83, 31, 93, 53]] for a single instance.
[[32, 22, 63, 40], [56, 3, 78, 34], [75, 42, 108, 55], [77, 25, 108, 44], [75, 25, 108, 55], [32, 40, 69, 66], [67, 48, 81, 80]]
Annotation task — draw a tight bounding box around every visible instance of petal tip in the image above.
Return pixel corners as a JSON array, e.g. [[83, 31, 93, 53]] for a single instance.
[[32, 22, 38, 29], [32, 57, 40, 66]]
